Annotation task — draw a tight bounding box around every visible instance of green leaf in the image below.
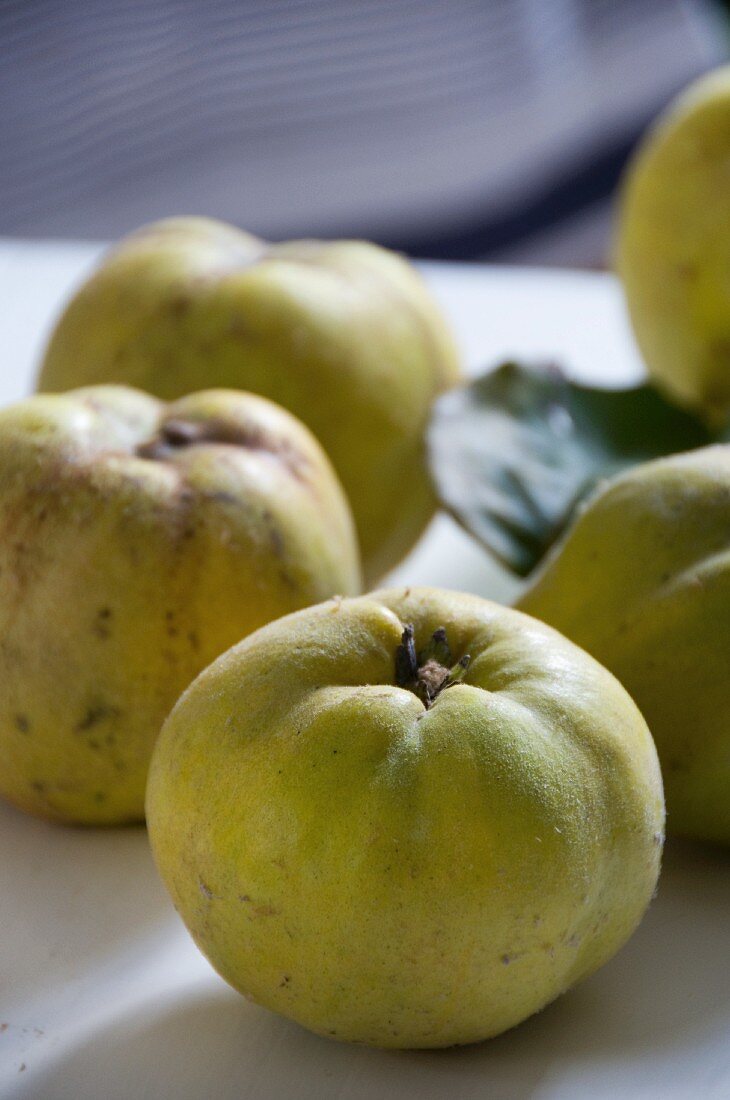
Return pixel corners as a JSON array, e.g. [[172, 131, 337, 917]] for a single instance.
[[428, 360, 715, 577]]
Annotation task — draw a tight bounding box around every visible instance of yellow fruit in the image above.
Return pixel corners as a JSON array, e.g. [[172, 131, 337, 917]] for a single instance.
[[147, 586, 663, 1048], [617, 66, 730, 423], [519, 446, 730, 845], [37, 218, 461, 583], [0, 385, 360, 824]]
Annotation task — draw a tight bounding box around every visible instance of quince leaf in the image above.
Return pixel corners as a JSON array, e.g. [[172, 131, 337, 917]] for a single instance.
[[428, 360, 714, 577]]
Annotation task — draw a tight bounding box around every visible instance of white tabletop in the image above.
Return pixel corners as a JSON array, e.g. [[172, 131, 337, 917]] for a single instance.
[[1, 242, 728, 1100]]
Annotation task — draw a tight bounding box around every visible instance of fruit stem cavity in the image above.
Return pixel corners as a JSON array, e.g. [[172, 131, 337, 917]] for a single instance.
[[395, 624, 470, 708], [136, 419, 209, 460]]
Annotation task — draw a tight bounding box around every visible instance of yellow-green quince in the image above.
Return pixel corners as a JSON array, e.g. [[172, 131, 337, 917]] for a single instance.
[[519, 446, 730, 846], [37, 218, 461, 583], [0, 384, 360, 825], [147, 586, 663, 1048], [617, 65, 730, 424]]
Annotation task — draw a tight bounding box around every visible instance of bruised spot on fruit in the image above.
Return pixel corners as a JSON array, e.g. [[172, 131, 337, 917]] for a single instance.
[[199, 878, 214, 900], [395, 624, 470, 708], [14, 714, 30, 733], [30, 780, 45, 793]]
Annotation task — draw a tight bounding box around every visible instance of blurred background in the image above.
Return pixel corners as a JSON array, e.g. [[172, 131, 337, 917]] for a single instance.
[[1, 0, 728, 267]]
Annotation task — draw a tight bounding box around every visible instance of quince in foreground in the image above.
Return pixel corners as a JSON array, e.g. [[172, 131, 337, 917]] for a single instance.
[[147, 587, 663, 1048]]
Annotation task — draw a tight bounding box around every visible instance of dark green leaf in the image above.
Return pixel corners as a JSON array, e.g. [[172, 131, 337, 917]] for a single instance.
[[428, 360, 715, 577]]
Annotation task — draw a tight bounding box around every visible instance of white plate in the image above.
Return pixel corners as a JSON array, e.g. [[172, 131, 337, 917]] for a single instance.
[[1, 244, 729, 1100]]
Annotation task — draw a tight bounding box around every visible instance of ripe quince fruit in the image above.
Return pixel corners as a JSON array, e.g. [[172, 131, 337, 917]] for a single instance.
[[617, 66, 730, 424], [520, 446, 730, 845], [147, 587, 663, 1048], [0, 385, 360, 824], [37, 218, 461, 583]]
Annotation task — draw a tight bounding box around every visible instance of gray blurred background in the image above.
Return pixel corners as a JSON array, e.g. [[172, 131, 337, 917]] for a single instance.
[[1, 0, 727, 265]]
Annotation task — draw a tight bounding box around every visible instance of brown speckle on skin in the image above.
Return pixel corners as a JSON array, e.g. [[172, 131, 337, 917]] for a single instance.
[[676, 261, 697, 282], [227, 316, 250, 339], [168, 295, 191, 318], [269, 527, 284, 557], [93, 611, 112, 642], [239, 895, 279, 918], [199, 879, 213, 900], [14, 714, 30, 733], [30, 781, 45, 793], [75, 704, 121, 733]]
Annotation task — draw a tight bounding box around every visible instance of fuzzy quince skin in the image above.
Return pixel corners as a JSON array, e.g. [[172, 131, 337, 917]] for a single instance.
[[0, 385, 360, 825], [37, 218, 461, 583], [519, 446, 730, 846], [146, 586, 663, 1048], [617, 66, 730, 423]]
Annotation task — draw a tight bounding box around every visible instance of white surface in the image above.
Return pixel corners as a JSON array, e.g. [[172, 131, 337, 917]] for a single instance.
[[1, 242, 729, 1099]]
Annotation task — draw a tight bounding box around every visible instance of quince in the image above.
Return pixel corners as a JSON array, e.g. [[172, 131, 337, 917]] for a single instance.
[[520, 446, 730, 845], [617, 66, 730, 423], [0, 385, 359, 824], [38, 219, 461, 582], [147, 587, 663, 1047]]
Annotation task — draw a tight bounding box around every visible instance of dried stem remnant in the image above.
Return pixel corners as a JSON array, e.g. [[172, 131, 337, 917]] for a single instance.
[[395, 623, 470, 708]]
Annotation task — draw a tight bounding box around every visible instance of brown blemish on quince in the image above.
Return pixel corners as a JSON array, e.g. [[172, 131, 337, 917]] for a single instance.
[[75, 702, 122, 733]]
